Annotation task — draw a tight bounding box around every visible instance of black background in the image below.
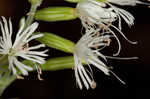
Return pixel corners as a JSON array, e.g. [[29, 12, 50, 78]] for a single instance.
[[0, 0, 150, 99]]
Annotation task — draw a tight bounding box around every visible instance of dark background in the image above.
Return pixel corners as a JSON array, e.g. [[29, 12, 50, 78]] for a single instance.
[[0, 0, 150, 99]]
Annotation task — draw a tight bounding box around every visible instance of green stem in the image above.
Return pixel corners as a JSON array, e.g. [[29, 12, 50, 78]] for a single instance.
[[24, 4, 38, 29], [0, 71, 16, 96], [25, 0, 43, 28]]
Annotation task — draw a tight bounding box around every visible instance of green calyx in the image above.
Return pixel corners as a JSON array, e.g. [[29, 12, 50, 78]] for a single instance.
[[97, 0, 107, 2], [35, 7, 77, 22], [37, 32, 75, 53]]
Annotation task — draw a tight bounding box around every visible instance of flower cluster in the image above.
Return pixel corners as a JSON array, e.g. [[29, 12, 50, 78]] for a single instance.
[[73, 0, 148, 89], [0, 0, 148, 91], [0, 17, 47, 76], [76, 0, 141, 56]]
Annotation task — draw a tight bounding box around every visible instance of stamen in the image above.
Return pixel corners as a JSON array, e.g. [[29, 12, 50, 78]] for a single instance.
[[38, 73, 43, 81], [35, 64, 43, 81], [91, 81, 97, 89], [23, 43, 29, 51], [105, 38, 111, 46], [109, 71, 126, 84], [99, 24, 106, 30], [72, 66, 75, 70], [93, 44, 99, 49], [27, 12, 35, 16], [16, 75, 24, 79]]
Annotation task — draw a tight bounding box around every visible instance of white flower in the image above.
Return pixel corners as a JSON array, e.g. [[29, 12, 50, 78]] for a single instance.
[[76, 0, 137, 56], [73, 28, 125, 90], [77, 0, 149, 29], [0, 17, 47, 76]]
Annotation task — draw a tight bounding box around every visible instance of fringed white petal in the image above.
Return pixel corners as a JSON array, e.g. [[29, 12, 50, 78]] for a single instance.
[[27, 50, 48, 56], [16, 18, 25, 37], [8, 56, 16, 75], [74, 54, 83, 89], [88, 55, 110, 75], [111, 6, 135, 27], [18, 53, 45, 64], [28, 44, 45, 50], [26, 34, 43, 43], [13, 22, 38, 48], [77, 62, 89, 89], [13, 57, 33, 75], [108, 0, 149, 6]]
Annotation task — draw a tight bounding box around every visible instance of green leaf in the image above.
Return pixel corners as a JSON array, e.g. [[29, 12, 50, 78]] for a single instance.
[[37, 32, 75, 53], [35, 7, 77, 22]]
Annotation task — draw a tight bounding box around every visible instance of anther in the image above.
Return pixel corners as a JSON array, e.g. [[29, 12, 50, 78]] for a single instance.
[[94, 44, 98, 49], [72, 66, 75, 70], [16, 75, 24, 79], [38, 74, 43, 81], [35, 64, 43, 81], [27, 12, 35, 16], [106, 38, 111, 46], [23, 43, 29, 51], [91, 81, 97, 89]]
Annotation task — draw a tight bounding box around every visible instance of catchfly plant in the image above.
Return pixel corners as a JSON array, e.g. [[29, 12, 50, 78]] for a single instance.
[[73, 28, 125, 90], [0, 0, 149, 96], [0, 17, 47, 76], [76, 0, 140, 56]]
